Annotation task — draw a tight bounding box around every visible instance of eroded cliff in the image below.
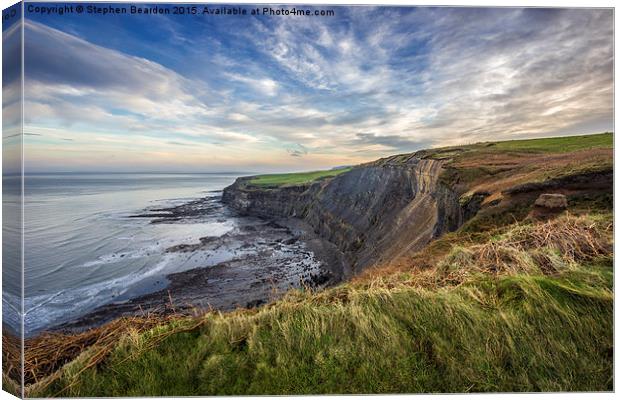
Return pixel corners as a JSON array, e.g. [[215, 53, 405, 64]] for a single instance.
[[222, 156, 467, 278]]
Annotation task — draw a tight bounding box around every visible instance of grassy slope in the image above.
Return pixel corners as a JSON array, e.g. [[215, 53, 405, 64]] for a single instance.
[[491, 132, 612, 152], [22, 133, 614, 396], [428, 132, 613, 207], [39, 268, 613, 396], [246, 167, 352, 188]]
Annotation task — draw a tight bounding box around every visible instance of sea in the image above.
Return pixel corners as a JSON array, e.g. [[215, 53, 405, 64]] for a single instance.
[[1, 172, 298, 336]]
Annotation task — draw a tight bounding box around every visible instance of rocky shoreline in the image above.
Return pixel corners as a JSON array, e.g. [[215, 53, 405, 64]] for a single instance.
[[54, 195, 339, 333]]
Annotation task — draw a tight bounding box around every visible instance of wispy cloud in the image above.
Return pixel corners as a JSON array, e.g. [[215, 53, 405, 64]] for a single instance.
[[287, 143, 309, 157]]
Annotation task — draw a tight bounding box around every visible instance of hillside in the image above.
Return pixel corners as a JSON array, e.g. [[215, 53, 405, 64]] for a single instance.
[[4, 133, 613, 396]]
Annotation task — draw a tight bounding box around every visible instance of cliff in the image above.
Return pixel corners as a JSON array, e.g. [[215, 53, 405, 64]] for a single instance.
[[223, 156, 468, 277], [223, 133, 613, 279]]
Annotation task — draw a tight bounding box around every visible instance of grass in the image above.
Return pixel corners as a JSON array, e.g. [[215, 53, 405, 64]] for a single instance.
[[490, 132, 613, 153], [24, 214, 613, 396], [423, 132, 613, 159], [30, 265, 613, 396], [247, 167, 352, 188]]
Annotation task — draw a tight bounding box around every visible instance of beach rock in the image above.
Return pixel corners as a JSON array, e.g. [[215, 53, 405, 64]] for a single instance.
[[534, 193, 568, 209], [246, 299, 266, 308]]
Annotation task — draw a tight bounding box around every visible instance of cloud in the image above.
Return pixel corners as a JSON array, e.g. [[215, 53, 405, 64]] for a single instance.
[[23, 20, 215, 135], [350, 133, 429, 152], [3, 22, 22, 135], [404, 8, 613, 142], [25, 21, 191, 100], [287, 144, 309, 157], [247, 7, 612, 149], [226, 73, 279, 97], [2, 22, 21, 88]]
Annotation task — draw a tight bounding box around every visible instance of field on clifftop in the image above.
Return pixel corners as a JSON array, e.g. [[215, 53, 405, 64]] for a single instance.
[[5, 133, 613, 396]]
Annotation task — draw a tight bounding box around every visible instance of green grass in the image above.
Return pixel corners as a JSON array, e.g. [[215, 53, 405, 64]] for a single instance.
[[247, 168, 352, 188], [34, 263, 612, 396], [488, 132, 612, 153]]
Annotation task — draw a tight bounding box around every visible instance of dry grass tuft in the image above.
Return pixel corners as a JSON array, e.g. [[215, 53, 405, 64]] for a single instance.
[[2, 330, 22, 388], [354, 213, 612, 290], [1, 313, 205, 394], [437, 214, 611, 285]]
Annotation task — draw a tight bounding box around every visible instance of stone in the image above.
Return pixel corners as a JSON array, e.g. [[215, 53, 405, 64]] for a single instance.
[[534, 193, 568, 209]]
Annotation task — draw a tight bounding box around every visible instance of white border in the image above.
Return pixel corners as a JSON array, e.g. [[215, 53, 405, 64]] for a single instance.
[[0, 1, 616, 400]]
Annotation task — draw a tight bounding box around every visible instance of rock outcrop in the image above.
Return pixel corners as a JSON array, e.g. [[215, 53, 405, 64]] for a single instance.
[[223, 156, 473, 279], [529, 193, 569, 220], [534, 193, 568, 209]]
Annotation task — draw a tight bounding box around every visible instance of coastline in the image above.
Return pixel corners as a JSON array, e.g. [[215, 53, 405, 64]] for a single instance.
[[52, 195, 339, 334]]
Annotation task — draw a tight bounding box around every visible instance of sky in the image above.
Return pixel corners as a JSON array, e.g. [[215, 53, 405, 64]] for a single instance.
[[2, 4, 614, 173]]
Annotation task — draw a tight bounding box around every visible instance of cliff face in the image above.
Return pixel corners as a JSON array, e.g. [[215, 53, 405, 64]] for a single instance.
[[222, 157, 468, 278]]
